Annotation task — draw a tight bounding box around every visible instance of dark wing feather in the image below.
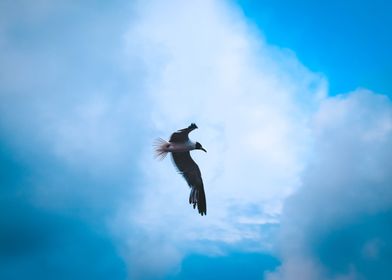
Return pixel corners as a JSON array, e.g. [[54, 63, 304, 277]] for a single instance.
[[169, 123, 198, 143], [171, 151, 207, 215]]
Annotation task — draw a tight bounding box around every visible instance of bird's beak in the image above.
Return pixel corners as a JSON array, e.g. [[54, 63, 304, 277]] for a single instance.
[[201, 148, 207, 153]]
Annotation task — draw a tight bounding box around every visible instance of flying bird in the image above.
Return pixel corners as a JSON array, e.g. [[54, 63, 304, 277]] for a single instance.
[[154, 123, 207, 216]]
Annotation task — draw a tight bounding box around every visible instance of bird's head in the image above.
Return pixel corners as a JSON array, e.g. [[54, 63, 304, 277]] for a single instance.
[[195, 142, 207, 153]]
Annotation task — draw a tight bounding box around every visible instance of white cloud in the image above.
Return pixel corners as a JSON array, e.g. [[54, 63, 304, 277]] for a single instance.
[[113, 0, 327, 277]]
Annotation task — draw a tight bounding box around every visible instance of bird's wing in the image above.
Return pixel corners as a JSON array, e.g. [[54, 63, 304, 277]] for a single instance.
[[171, 151, 207, 215], [169, 123, 198, 143]]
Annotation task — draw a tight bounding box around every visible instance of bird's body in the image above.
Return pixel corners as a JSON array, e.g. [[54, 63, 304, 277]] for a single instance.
[[154, 123, 207, 216], [167, 140, 196, 153]]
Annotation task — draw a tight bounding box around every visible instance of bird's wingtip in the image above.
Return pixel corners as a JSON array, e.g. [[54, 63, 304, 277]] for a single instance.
[[190, 123, 198, 129]]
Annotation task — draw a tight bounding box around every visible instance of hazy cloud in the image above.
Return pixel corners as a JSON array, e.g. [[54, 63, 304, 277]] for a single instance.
[[266, 90, 392, 280], [0, 1, 140, 278]]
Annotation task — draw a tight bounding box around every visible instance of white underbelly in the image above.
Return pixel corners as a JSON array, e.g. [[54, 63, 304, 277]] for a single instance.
[[168, 142, 193, 152]]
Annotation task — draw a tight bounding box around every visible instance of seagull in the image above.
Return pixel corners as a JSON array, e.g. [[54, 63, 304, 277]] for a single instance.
[[154, 123, 207, 216]]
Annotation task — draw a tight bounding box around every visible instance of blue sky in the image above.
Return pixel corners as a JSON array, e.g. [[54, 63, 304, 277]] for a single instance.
[[1, 1, 391, 279], [237, 0, 392, 96]]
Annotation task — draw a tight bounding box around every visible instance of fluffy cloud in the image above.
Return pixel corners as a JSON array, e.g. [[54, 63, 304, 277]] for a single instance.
[[113, 0, 326, 277], [266, 90, 392, 280]]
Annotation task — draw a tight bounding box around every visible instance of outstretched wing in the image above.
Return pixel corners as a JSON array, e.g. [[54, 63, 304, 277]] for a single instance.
[[169, 123, 198, 143], [171, 151, 207, 216]]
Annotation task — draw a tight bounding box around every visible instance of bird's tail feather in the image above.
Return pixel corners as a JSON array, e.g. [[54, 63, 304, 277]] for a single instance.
[[189, 187, 207, 216], [153, 138, 170, 160]]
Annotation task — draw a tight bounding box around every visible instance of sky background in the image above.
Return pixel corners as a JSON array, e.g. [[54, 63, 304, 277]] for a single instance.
[[0, 1, 391, 279]]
